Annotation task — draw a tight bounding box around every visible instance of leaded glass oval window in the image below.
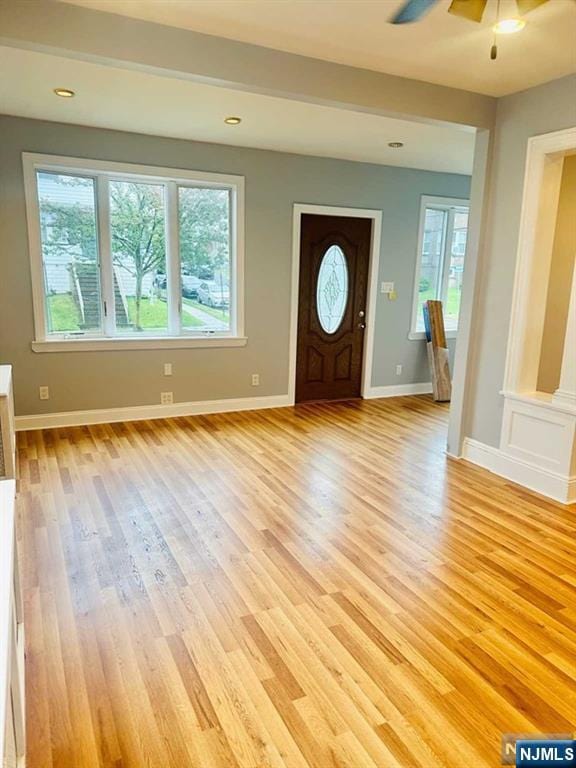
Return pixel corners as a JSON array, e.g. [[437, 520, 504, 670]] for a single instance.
[[316, 245, 348, 334]]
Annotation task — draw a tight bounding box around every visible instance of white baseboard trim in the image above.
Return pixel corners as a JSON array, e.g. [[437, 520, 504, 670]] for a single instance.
[[15, 383, 436, 431], [460, 437, 500, 472], [15, 394, 292, 431], [462, 437, 576, 505], [364, 382, 433, 399]]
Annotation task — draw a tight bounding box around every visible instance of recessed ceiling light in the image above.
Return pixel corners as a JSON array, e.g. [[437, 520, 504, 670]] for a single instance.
[[224, 116, 242, 125], [53, 88, 75, 98], [493, 18, 526, 34], [388, 141, 404, 148]]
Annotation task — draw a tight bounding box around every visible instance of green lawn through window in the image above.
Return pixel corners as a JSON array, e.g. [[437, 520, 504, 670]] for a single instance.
[[418, 286, 461, 317], [124, 297, 169, 330], [47, 294, 82, 332], [48, 294, 204, 332]]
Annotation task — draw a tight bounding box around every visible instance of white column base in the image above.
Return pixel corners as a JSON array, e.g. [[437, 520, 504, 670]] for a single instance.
[[497, 391, 576, 504], [463, 437, 576, 504]]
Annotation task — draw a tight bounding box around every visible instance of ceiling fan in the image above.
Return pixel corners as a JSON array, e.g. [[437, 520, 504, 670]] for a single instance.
[[390, 0, 550, 59], [390, 0, 549, 25]]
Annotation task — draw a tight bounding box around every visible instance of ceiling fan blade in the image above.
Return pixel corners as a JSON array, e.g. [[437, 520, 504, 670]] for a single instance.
[[516, 0, 549, 14], [447, 0, 488, 22], [390, 0, 440, 24]]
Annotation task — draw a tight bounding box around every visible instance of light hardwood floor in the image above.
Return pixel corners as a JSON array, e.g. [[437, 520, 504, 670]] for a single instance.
[[16, 396, 576, 768]]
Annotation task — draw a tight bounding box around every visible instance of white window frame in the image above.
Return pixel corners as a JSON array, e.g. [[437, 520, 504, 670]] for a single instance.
[[22, 153, 246, 351], [408, 195, 470, 341]]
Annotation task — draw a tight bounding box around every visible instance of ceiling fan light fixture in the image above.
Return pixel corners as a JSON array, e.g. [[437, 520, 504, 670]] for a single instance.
[[224, 116, 242, 125], [493, 17, 526, 33], [388, 141, 404, 148]]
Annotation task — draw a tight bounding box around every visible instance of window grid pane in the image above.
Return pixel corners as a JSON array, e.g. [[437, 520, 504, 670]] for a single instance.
[[37, 171, 102, 336], [444, 208, 469, 331], [178, 187, 231, 333], [416, 207, 448, 331], [109, 180, 168, 334], [414, 203, 469, 334]]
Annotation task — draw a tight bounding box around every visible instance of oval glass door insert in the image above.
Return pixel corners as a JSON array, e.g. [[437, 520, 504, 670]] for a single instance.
[[316, 244, 349, 334]]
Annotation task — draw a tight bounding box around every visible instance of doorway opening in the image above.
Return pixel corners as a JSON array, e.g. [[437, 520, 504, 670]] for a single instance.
[[498, 128, 576, 503]]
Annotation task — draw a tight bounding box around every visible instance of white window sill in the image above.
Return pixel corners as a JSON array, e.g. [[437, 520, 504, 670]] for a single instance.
[[408, 330, 457, 341], [32, 336, 247, 352]]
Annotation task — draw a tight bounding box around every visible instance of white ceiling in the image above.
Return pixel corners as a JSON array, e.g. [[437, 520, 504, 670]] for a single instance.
[[61, 0, 576, 97], [0, 45, 475, 174]]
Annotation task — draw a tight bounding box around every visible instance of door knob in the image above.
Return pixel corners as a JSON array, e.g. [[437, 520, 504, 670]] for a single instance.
[[359, 310, 365, 318], [358, 323, 366, 329]]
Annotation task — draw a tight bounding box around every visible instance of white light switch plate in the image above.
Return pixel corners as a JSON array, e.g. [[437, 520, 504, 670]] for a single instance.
[[381, 281, 395, 294]]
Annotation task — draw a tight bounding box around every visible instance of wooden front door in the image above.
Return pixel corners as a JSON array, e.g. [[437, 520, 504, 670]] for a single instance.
[[296, 214, 371, 403]]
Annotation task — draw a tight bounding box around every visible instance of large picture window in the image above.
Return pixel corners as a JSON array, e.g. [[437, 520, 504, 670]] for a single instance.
[[410, 195, 470, 338], [24, 154, 244, 350]]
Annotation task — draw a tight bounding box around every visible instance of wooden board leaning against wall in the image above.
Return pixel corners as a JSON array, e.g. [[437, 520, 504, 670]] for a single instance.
[[424, 300, 452, 402]]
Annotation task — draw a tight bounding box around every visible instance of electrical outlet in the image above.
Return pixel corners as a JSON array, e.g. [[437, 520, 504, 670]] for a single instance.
[[251, 373, 260, 387], [160, 391, 173, 405], [164, 363, 172, 376], [39, 385, 49, 400], [381, 281, 395, 294], [396, 365, 403, 376]]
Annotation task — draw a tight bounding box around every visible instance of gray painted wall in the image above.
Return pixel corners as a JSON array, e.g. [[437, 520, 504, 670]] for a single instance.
[[0, 115, 469, 417], [466, 74, 576, 447]]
